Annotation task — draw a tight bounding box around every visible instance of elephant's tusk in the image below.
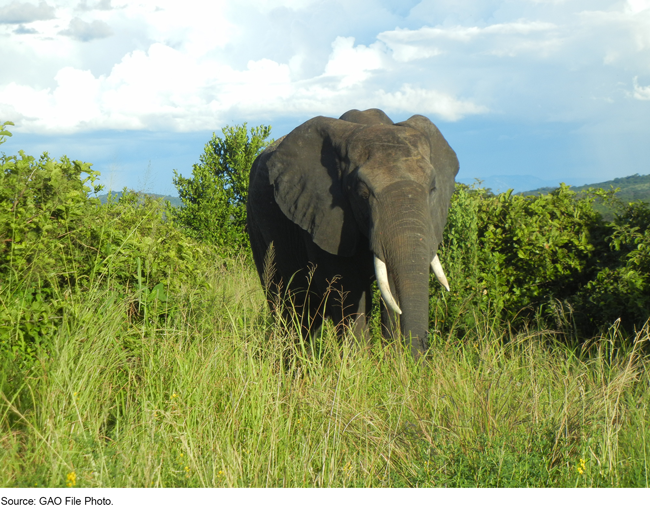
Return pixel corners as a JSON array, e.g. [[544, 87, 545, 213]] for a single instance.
[[431, 255, 450, 291], [374, 256, 402, 315]]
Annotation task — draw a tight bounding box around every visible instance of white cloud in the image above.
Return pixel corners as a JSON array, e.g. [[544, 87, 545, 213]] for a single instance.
[[633, 77, 650, 100], [378, 85, 487, 121], [14, 24, 38, 34], [323, 37, 385, 87], [0, 1, 55, 24], [53, 67, 102, 123], [1, 23, 487, 133], [139, 0, 232, 57], [388, 43, 442, 63], [1, 0, 649, 136], [239, 0, 319, 14], [379, 20, 561, 60], [59, 16, 113, 41], [626, 0, 650, 13], [76, 0, 114, 11]]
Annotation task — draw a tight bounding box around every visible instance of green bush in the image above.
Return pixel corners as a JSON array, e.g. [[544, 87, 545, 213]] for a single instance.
[[573, 200, 650, 331], [171, 124, 272, 251], [0, 124, 219, 361], [432, 182, 649, 338]]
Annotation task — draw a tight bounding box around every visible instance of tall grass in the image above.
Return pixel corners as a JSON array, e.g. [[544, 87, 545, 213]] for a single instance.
[[1, 255, 648, 487]]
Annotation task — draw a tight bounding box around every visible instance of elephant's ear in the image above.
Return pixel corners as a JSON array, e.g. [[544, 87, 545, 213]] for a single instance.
[[397, 115, 459, 245], [266, 116, 360, 256]]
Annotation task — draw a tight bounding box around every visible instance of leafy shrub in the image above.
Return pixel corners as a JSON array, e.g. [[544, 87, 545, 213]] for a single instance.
[[0, 124, 218, 361], [432, 183, 649, 338], [430, 184, 504, 335], [572, 200, 650, 331], [171, 124, 272, 251]]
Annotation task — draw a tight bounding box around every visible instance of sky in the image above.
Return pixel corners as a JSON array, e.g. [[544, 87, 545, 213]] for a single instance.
[[1, 0, 649, 195]]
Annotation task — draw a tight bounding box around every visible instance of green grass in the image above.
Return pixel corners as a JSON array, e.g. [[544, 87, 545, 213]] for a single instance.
[[1, 256, 648, 488]]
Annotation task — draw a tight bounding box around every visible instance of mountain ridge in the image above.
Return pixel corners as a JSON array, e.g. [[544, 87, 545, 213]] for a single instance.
[[519, 173, 650, 203], [96, 191, 183, 207]]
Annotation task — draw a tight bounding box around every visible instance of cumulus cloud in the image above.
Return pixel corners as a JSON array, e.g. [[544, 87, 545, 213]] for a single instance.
[[633, 77, 650, 100], [59, 17, 113, 41], [14, 24, 39, 34], [1, 0, 649, 136], [626, 0, 650, 14], [76, 0, 114, 11], [0, 34, 486, 133], [0, 0, 55, 24], [378, 85, 487, 121], [379, 21, 562, 60], [323, 37, 385, 87]]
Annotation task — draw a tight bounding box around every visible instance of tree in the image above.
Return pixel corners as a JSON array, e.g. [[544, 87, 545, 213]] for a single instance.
[[171, 124, 273, 251]]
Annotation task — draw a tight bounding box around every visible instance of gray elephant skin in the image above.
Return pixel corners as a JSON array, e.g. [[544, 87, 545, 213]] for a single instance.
[[246, 108, 459, 359]]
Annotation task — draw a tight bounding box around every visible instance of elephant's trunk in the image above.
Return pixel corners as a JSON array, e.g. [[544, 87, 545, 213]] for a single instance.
[[372, 181, 433, 359]]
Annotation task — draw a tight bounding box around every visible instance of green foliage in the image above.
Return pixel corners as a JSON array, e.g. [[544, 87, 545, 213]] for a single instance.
[[433, 183, 649, 337], [574, 200, 650, 330], [523, 172, 650, 203], [522, 173, 650, 220], [0, 128, 218, 362], [171, 124, 273, 251], [0, 150, 102, 284], [0, 120, 14, 144], [476, 184, 604, 314]]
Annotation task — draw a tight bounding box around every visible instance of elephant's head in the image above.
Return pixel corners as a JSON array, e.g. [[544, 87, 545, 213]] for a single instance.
[[267, 108, 459, 357]]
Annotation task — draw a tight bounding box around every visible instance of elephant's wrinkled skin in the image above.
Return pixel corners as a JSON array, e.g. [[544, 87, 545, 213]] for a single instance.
[[246, 108, 459, 359]]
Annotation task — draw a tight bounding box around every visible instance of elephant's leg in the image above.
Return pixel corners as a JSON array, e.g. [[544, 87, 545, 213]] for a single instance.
[[348, 287, 373, 344], [300, 235, 375, 345], [296, 280, 325, 342], [248, 221, 283, 318], [320, 257, 374, 345], [326, 282, 371, 343]]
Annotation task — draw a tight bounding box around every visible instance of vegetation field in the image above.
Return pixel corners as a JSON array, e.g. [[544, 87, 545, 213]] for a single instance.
[[522, 173, 650, 203], [1, 122, 649, 487], [2, 258, 650, 488], [521, 173, 650, 219]]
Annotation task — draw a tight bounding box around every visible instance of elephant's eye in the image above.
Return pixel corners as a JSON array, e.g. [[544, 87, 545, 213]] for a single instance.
[[357, 181, 370, 199]]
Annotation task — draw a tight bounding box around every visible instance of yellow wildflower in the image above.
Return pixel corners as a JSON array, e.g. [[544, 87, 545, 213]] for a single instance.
[[66, 471, 77, 487]]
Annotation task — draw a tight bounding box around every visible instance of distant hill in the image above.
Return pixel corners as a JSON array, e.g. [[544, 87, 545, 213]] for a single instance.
[[97, 191, 183, 208], [519, 173, 650, 219], [520, 173, 650, 204], [464, 174, 588, 194]]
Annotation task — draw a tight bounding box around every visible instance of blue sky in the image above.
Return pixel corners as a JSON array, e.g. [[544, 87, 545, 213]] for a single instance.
[[1, 0, 649, 195]]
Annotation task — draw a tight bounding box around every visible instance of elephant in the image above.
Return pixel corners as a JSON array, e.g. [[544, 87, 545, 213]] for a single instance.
[[246, 108, 459, 359]]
